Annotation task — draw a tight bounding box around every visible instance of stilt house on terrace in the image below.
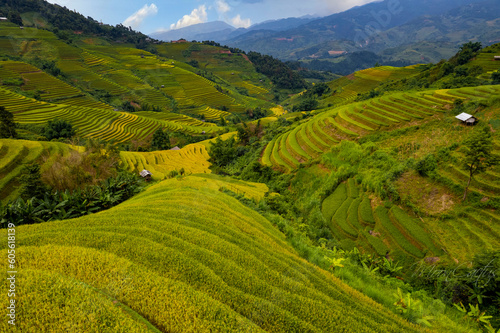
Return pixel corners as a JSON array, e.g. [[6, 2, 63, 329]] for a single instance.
[[455, 112, 477, 125]]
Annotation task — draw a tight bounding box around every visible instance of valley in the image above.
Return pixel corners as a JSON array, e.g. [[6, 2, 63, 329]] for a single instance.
[[0, 1, 499, 332]]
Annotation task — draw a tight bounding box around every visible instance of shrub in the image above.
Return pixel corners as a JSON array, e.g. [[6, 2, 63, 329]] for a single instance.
[[19, 164, 49, 200], [415, 154, 437, 176], [2, 78, 23, 86], [0, 106, 17, 138], [42, 120, 75, 140], [42, 139, 120, 192], [151, 128, 170, 151], [492, 71, 500, 85]]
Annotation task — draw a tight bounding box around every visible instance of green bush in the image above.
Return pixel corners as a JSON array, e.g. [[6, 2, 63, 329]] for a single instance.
[[415, 154, 437, 176], [2, 78, 23, 86], [1, 172, 144, 227], [42, 120, 75, 140]]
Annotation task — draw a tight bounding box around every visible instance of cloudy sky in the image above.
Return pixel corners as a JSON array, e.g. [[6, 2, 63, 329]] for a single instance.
[[47, 0, 376, 34]]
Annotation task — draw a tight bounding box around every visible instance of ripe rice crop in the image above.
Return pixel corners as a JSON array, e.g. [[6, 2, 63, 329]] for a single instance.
[[0, 175, 423, 332], [120, 143, 211, 179]]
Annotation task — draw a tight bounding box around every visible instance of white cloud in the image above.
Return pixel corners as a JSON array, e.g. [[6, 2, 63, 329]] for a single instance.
[[123, 4, 158, 29], [216, 0, 231, 14], [170, 5, 208, 30], [230, 14, 251, 28]]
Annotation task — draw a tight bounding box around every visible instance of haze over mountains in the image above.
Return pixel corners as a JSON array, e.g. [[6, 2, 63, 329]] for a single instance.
[[151, 0, 500, 65], [150, 16, 317, 44]]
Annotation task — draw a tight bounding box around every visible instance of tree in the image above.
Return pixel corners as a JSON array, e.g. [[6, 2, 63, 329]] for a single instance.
[[461, 126, 498, 201], [8, 11, 23, 26], [151, 128, 170, 150], [42, 120, 75, 140], [0, 106, 17, 138], [492, 71, 500, 85], [19, 164, 49, 200], [208, 136, 237, 170]]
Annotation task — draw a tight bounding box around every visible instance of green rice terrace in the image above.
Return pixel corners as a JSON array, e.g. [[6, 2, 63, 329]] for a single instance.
[[0, 6, 500, 332]]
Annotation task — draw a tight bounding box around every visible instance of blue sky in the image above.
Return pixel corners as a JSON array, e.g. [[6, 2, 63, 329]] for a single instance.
[[47, 0, 376, 34]]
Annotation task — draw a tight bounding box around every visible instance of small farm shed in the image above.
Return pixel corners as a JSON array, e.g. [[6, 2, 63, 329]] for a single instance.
[[0, 17, 8, 21], [494, 56, 500, 60], [455, 112, 477, 125], [140, 169, 152, 181]]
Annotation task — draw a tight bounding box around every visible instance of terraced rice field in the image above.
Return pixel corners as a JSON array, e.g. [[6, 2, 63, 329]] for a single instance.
[[429, 138, 500, 256], [0, 139, 72, 202], [57, 60, 128, 95], [470, 43, 500, 79], [323, 66, 420, 107], [322, 179, 442, 259], [0, 175, 424, 332], [135, 111, 216, 128], [0, 60, 112, 109], [0, 87, 220, 142], [120, 143, 212, 179], [189, 106, 231, 121], [265, 85, 500, 170]]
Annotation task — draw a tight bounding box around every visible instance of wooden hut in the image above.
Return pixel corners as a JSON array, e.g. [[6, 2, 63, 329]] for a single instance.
[[140, 169, 152, 181], [455, 112, 477, 125]]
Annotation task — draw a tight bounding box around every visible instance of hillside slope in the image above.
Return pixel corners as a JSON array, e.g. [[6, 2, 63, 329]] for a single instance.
[[0, 175, 425, 332]]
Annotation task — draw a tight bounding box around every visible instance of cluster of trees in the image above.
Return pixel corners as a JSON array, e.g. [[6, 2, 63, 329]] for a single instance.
[[247, 51, 307, 90], [201, 41, 245, 54], [0, 106, 17, 139], [0, 0, 156, 46], [42, 120, 75, 141]]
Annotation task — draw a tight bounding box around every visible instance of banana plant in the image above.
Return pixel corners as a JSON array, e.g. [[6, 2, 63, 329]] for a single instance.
[[454, 302, 493, 328], [324, 256, 345, 272], [394, 288, 435, 327]]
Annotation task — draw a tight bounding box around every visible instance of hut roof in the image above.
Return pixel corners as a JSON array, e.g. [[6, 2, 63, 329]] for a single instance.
[[170, 146, 180, 151], [140, 169, 152, 177], [455, 112, 474, 122]]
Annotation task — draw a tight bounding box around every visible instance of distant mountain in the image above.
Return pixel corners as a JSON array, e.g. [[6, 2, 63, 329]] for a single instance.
[[368, 0, 500, 53], [151, 16, 318, 43], [151, 21, 236, 42], [224, 0, 491, 60], [247, 16, 317, 32]]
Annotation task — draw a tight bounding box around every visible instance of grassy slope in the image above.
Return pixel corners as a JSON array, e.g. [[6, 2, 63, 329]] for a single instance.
[[0, 175, 424, 332]]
